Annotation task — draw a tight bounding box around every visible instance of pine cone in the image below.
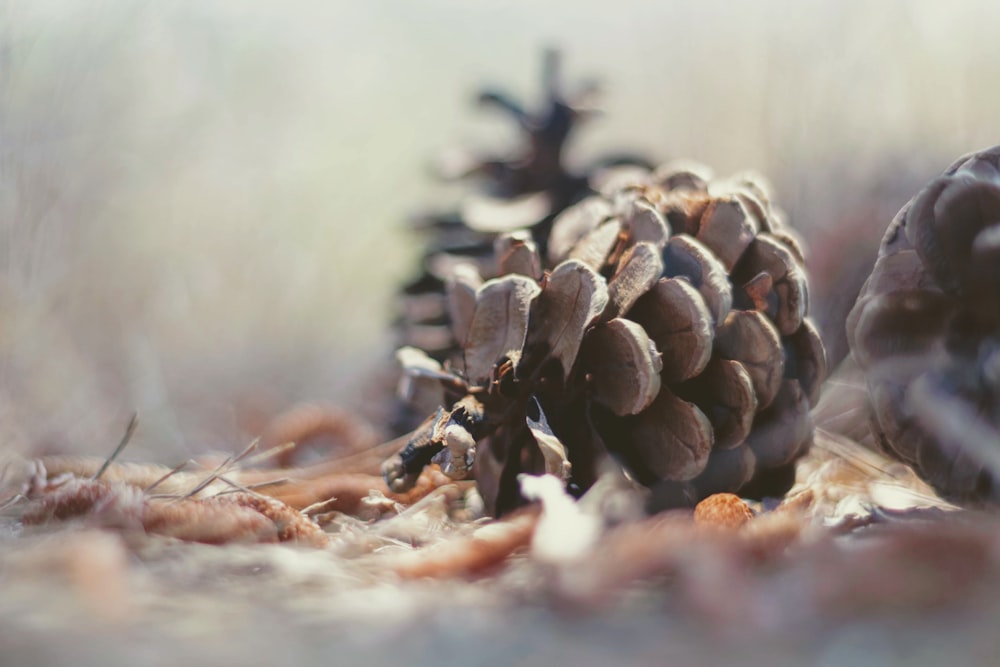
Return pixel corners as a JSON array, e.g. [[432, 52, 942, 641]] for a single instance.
[[396, 50, 650, 365], [385, 162, 827, 516], [847, 146, 1000, 504]]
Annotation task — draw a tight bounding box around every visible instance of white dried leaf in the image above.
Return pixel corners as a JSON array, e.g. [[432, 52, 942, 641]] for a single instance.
[[519, 474, 600, 564], [525, 397, 571, 481]]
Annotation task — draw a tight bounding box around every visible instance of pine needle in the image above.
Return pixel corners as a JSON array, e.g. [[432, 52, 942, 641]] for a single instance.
[[178, 438, 261, 500], [243, 441, 296, 467], [179, 455, 234, 500], [93, 413, 138, 481], [142, 459, 192, 494], [0, 493, 24, 511], [213, 475, 291, 498]]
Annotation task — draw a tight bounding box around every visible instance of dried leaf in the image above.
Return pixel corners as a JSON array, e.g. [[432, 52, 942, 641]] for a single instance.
[[625, 386, 713, 481], [527, 259, 609, 380], [661, 235, 733, 325], [604, 242, 664, 320], [627, 277, 713, 383], [461, 190, 553, 233], [715, 310, 784, 410], [525, 397, 571, 481], [463, 275, 542, 385], [547, 196, 613, 265], [520, 473, 601, 562], [580, 318, 663, 416]]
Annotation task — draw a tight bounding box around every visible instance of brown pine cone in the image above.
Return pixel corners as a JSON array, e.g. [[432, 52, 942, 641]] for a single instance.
[[385, 162, 827, 516], [847, 146, 1000, 504], [396, 50, 650, 366]]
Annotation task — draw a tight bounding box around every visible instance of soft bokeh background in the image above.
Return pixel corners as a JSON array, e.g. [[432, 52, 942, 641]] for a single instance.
[[2, 0, 999, 462]]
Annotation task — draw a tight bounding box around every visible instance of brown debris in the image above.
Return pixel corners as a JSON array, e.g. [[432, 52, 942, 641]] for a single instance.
[[21, 470, 330, 546], [256, 466, 456, 515], [390, 506, 539, 579], [694, 493, 754, 529], [141, 497, 280, 545], [258, 403, 382, 469]]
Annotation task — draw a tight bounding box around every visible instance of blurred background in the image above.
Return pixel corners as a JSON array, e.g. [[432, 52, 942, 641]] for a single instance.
[[2, 0, 999, 462]]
